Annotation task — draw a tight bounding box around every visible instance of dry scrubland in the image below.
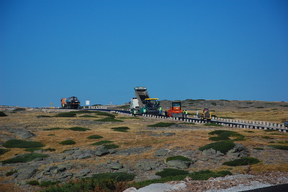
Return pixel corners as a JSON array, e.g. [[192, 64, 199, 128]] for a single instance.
[[0, 104, 288, 191]]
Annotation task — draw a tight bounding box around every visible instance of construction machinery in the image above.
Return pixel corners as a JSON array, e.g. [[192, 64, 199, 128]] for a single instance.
[[199, 108, 212, 122], [165, 101, 183, 118], [130, 87, 161, 115], [61, 96, 81, 109]]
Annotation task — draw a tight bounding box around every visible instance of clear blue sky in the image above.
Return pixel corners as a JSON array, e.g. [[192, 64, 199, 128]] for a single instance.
[[1, 0, 288, 107]]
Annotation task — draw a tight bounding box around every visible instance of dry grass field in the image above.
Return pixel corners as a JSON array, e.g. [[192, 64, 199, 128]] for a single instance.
[[0, 106, 288, 191]]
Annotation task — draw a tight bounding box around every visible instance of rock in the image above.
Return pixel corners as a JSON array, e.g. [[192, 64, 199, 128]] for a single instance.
[[94, 149, 110, 156], [227, 143, 249, 159], [161, 132, 175, 136], [16, 166, 38, 180], [109, 162, 123, 170], [135, 160, 162, 171], [74, 168, 91, 178], [123, 187, 138, 192], [14, 130, 35, 140], [154, 149, 170, 157], [166, 160, 191, 169], [202, 148, 224, 158]]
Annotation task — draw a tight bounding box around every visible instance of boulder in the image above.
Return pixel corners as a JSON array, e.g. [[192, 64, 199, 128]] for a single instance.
[[14, 130, 35, 140], [226, 143, 249, 158], [166, 160, 191, 169], [15, 166, 38, 180], [154, 149, 170, 157]]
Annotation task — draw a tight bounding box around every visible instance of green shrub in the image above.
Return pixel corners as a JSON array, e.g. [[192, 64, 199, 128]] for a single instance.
[[95, 111, 116, 118], [166, 156, 193, 162], [199, 141, 235, 154], [103, 144, 119, 149], [92, 172, 135, 182], [223, 157, 260, 166], [0, 111, 7, 116], [0, 148, 10, 155], [37, 115, 52, 118], [12, 108, 26, 112], [156, 168, 189, 178], [44, 127, 63, 131], [2, 153, 49, 164], [54, 112, 76, 117], [254, 147, 264, 150], [91, 140, 113, 145], [132, 170, 232, 189], [68, 127, 90, 131], [147, 122, 176, 127], [59, 140, 76, 145], [87, 135, 103, 139], [41, 178, 128, 191], [268, 145, 288, 150], [95, 117, 123, 122], [24, 147, 42, 152], [39, 180, 61, 187], [79, 115, 97, 118], [111, 126, 130, 132], [6, 170, 16, 176], [262, 136, 273, 139], [3, 139, 45, 148], [43, 148, 56, 152], [208, 130, 245, 141], [28, 180, 39, 185]]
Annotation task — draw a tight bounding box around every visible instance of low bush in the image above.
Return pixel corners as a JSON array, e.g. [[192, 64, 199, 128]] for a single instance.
[[262, 136, 273, 139], [92, 172, 135, 182], [43, 148, 56, 152], [87, 135, 103, 139], [24, 147, 42, 152], [166, 156, 193, 162], [95, 117, 123, 122], [12, 108, 25, 112], [132, 170, 232, 189], [91, 140, 113, 145], [2, 153, 49, 164], [6, 170, 17, 176], [59, 140, 76, 145], [199, 141, 235, 154], [223, 157, 260, 166], [0, 111, 7, 116], [43, 127, 62, 131], [68, 127, 90, 131], [41, 178, 128, 192], [28, 180, 39, 185], [147, 122, 176, 127], [39, 180, 61, 187], [268, 145, 288, 150], [253, 147, 264, 150], [37, 115, 52, 118], [111, 127, 130, 132], [103, 144, 119, 149], [54, 112, 76, 117], [79, 115, 97, 118], [156, 168, 189, 178], [3, 139, 45, 148], [0, 148, 10, 155], [95, 111, 115, 118]]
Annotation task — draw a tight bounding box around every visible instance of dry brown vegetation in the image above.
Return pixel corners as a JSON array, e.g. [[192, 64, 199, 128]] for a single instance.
[[1, 107, 288, 188]]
